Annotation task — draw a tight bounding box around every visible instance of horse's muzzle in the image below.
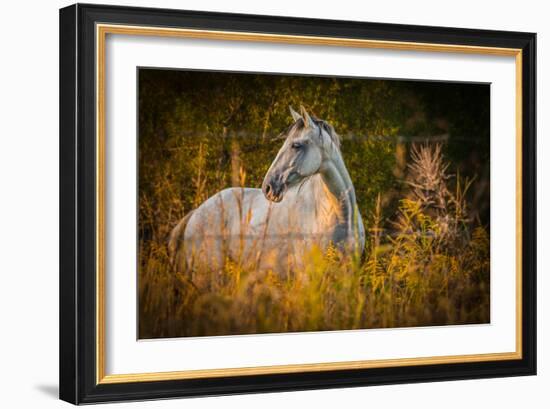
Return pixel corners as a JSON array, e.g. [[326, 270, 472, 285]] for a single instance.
[[262, 179, 284, 202]]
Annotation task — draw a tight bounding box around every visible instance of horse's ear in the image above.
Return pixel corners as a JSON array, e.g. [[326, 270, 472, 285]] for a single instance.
[[289, 105, 302, 122], [300, 105, 315, 129]]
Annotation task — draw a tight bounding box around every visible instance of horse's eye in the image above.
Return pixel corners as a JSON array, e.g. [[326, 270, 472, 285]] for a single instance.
[[291, 142, 303, 150]]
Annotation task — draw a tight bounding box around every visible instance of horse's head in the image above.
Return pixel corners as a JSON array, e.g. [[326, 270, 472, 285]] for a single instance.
[[262, 106, 340, 203]]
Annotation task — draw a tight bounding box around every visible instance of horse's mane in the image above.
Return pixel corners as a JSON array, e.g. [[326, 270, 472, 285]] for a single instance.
[[282, 117, 341, 150]]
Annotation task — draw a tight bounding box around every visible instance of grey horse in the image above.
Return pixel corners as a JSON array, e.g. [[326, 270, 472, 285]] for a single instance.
[[169, 106, 365, 274]]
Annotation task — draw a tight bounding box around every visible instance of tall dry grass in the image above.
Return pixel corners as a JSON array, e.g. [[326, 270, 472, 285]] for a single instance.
[[138, 144, 489, 338]]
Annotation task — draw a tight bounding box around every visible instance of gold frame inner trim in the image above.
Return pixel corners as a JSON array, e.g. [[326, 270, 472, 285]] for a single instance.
[[96, 23, 523, 385]]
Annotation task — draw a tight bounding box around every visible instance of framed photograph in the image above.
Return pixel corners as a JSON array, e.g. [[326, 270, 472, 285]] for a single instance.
[[59, 3, 536, 404]]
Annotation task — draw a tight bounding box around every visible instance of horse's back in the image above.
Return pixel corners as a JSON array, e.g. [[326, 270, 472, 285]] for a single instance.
[[187, 187, 266, 232], [178, 187, 267, 270]]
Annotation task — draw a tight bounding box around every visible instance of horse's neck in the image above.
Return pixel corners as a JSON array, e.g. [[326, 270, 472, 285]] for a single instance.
[[316, 151, 357, 227]]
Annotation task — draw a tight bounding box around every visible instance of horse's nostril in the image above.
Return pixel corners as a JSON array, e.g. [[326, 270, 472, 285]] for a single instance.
[[265, 184, 271, 195]]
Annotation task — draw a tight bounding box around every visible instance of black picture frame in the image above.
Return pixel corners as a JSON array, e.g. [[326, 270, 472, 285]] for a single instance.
[[60, 3, 536, 404]]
